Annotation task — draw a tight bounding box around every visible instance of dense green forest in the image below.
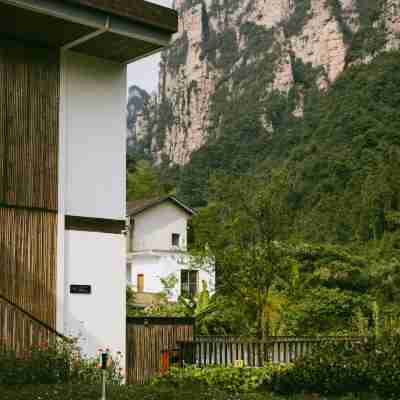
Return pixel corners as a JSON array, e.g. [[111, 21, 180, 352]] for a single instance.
[[127, 51, 400, 337]]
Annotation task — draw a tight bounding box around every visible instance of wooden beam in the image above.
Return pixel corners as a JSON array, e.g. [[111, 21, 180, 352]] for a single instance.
[[65, 215, 126, 234]]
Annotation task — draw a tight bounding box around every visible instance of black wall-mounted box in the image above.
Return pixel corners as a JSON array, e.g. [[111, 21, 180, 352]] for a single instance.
[[70, 284, 92, 294]]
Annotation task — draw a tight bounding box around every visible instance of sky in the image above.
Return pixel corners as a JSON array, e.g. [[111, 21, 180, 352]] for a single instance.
[[127, 0, 174, 94]]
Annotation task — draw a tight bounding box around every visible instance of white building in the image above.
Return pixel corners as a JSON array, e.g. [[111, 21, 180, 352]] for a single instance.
[[0, 0, 177, 365], [126, 196, 215, 304]]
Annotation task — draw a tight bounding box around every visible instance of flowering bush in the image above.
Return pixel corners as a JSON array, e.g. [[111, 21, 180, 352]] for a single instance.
[[0, 339, 123, 385]]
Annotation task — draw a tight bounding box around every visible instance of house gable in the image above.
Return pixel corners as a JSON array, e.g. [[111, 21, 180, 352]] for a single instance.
[[132, 201, 191, 252]]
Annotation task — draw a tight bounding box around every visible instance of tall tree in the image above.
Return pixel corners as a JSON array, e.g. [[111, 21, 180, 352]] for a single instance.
[[192, 169, 295, 338]]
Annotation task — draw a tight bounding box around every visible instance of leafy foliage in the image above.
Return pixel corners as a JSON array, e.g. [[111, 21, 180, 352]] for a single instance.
[[126, 160, 167, 201], [0, 340, 123, 385], [270, 335, 400, 399], [152, 364, 291, 393], [346, 0, 386, 64], [127, 3, 400, 342], [150, 336, 400, 398], [283, 0, 312, 36], [326, 0, 353, 44], [190, 170, 297, 338], [188, 170, 400, 337], [178, 52, 400, 245], [0, 383, 375, 400]]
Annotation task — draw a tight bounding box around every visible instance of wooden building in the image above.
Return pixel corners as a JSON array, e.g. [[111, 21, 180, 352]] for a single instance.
[[0, 0, 177, 361]]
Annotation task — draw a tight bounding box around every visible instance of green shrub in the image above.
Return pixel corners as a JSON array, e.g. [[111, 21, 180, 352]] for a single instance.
[[0, 383, 294, 400], [0, 383, 380, 400], [152, 336, 400, 398], [0, 339, 123, 385], [151, 364, 291, 393], [270, 335, 400, 399]]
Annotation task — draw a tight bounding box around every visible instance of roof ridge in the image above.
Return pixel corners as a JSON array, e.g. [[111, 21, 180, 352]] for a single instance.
[[127, 195, 196, 217]]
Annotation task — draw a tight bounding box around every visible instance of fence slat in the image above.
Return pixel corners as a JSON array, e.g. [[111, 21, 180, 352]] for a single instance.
[[180, 336, 366, 368]]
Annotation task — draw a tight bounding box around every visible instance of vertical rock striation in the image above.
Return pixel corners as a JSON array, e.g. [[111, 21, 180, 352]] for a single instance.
[[129, 0, 400, 165]]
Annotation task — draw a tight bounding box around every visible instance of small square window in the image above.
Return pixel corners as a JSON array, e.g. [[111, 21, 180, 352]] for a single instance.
[[172, 233, 180, 247]]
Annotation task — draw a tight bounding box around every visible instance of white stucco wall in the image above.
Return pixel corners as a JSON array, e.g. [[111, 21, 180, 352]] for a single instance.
[[58, 50, 126, 362], [63, 50, 126, 220], [64, 231, 126, 358], [128, 253, 215, 302], [132, 202, 189, 251]]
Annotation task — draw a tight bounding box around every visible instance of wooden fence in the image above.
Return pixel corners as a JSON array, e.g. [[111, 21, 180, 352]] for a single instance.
[[126, 317, 194, 384], [179, 336, 366, 367], [0, 293, 69, 356]]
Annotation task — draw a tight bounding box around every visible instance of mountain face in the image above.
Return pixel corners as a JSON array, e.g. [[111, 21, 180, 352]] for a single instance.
[[127, 85, 150, 151], [130, 0, 400, 165]]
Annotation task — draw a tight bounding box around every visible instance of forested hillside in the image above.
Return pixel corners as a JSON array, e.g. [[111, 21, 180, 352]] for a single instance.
[[179, 52, 400, 241], [126, 0, 400, 336]]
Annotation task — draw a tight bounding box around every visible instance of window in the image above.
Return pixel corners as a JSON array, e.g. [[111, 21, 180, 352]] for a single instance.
[[137, 274, 144, 293], [180, 269, 198, 298], [172, 233, 180, 247], [126, 263, 132, 283], [129, 219, 135, 252]]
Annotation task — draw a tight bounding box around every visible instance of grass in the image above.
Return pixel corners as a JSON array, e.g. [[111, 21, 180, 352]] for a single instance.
[[0, 384, 379, 400]]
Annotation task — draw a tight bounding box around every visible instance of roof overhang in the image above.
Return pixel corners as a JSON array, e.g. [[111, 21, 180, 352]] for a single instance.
[[0, 0, 178, 63], [127, 196, 197, 217]]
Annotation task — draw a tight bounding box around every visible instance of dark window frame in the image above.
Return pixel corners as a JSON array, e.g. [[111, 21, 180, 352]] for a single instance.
[[180, 269, 198, 298], [172, 232, 180, 247]]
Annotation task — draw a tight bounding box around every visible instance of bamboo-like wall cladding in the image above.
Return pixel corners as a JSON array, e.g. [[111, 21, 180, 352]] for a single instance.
[[0, 294, 61, 356], [0, 38, 59, 328], [0, 38, 59, 210], [0, 208, 57, 327]]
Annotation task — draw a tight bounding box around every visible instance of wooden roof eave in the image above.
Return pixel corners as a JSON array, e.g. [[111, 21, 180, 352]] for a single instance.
[[65, 0, 178, 34], [0, 0, 177, 63]]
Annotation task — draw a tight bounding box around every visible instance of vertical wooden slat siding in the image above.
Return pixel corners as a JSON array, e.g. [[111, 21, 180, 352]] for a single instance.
[[0, 37, 59, 341], [0, 45, 6, 202], [0, 39, 59, 209], [0, 295, 60, 356], [126, 321, 194, 384], [0, 208, 57, 327]]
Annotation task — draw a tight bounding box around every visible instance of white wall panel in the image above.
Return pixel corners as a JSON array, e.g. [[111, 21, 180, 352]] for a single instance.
[[63, 51, 126, 220], [64, 230, 126, 359]]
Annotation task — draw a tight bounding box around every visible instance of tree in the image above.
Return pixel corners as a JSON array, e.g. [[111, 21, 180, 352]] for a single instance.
[[126, 160, 165, 201], [192, 169, 295, 339]]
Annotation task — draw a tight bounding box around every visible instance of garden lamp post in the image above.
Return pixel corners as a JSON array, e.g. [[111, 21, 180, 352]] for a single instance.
[[100, 352, 109, 400]]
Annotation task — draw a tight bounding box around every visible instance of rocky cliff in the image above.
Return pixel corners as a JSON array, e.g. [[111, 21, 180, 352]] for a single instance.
[[127, 85, 149, 152], [129, 0, 400, 165]]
